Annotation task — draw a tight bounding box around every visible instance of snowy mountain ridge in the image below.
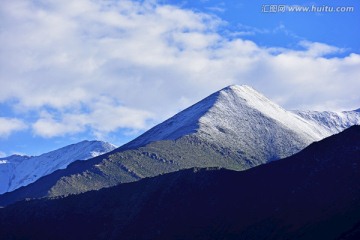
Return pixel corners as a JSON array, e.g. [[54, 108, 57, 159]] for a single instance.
[[293, 109, 360, 134], [0, 140, 116, 194], [122, 85, 337, 152]]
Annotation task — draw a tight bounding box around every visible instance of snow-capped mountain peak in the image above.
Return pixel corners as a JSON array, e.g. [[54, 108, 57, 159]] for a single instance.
[[122, 85, 332, 151], [210, 85, 332, 138], [0, 140, 116, 194]]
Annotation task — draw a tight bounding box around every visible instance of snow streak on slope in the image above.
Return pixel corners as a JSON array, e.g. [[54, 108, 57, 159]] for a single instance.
[[0, 141, 116, 194]]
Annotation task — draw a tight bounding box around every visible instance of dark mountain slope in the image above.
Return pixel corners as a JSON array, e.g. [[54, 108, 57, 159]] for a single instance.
[[0, 134, 264, 206], [0, 125, 359, 240]]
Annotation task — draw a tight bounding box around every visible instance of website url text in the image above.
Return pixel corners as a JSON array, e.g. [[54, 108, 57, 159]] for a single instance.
[[261, 5, 355, 13]]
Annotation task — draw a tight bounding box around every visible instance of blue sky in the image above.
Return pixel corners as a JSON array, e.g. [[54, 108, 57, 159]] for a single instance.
[[168, 0, 360, 53], [0, 0, 360, 156]]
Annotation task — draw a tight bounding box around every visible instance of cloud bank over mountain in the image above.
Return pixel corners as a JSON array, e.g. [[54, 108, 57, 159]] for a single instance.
[[1, 0, 359, 142]]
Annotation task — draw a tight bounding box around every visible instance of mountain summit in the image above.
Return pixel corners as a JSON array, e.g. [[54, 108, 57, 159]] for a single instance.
[[122, 85, 330, 159], [0, 85, 358, 206]]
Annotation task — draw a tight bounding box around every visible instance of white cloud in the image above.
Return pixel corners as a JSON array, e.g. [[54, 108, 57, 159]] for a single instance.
[[1, 0, 360, 138], [32, 96, 153, 138], [294, 41, 345, 57], [0, 151, 7, 158], [0, 118, 27, 138], [32, 114, 85, 138]]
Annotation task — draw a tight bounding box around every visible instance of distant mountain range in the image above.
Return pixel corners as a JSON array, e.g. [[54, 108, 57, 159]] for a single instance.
[[0, 141, 116, 194], [0, 85, 359, 207], [0, 125, 359, 240]]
